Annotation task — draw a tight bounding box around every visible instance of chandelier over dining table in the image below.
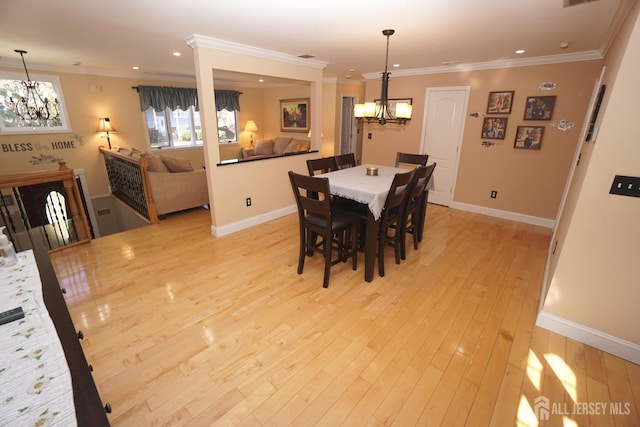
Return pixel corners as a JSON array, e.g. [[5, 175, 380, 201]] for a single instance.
[[354, 29, 412, 125]]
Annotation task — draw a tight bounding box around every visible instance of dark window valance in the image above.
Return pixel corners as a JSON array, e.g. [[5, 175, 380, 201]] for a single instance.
[[215, 90, 241, 112], [137, 86, 199, 112]]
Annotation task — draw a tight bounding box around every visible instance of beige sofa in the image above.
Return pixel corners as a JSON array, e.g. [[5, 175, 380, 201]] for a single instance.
[[240, 137, 311, 160], [145, 153, 209, 216], [104, 147, 209, 221]]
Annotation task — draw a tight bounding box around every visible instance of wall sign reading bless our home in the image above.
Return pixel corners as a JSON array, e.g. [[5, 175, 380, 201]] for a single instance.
[[1, 134, 84, 165]]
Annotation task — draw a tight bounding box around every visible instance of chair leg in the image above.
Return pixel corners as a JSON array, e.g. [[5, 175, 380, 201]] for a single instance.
[[323, 235, 332, 288], [350, 226, 357, 271], [412, 215, 419, 250], [400, 219, 408, 261], [378, 230, 385, 277], [298, 226, 306, 275]]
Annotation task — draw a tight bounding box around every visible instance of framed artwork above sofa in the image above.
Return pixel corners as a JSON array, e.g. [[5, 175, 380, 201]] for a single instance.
[[280, 98, 310, 132]]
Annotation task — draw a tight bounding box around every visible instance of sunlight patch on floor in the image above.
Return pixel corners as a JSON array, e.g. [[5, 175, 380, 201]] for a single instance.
[[545, 352, 577, 402]]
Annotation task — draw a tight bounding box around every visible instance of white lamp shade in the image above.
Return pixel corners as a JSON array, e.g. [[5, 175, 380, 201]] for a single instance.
[[395, 103, 413, 119], [363, 102, 377, 118], [354, 104, 365, 118], [97, 118, 115, 133], [244, 120, 258, 132]]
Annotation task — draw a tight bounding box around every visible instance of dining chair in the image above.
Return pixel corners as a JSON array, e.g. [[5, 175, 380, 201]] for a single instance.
[[395, 152, 429, 168], [306, 157, 337, 176], [376, 169, 416, 277], [288, 171, 359, 288], [399, 163, 436, 260], [332, 153, 356, 170]]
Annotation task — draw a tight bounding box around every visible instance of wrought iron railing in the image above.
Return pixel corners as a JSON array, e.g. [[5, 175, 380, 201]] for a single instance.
[[99, 147, 159, 224], [0, 163, 91, 254]]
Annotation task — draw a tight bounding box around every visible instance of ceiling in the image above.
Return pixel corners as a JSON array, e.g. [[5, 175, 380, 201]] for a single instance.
[[0, 0, 635, 82]]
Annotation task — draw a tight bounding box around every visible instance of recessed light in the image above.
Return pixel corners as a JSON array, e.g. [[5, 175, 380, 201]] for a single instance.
[[172, 51, 181, 57], [516, 49, 526, 54], [559, 42, 570, 49], [132, 66, 139, 70], [393, 63, 400, 68], [258, 79, 264, 83]]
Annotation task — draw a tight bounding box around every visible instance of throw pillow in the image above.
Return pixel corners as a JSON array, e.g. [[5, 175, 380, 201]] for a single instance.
[[160, 155, 194, 172], [284, 140, 299, 153], [146, 154, 170, 173], [294, 139, 311, 152], [254, 139, 274, 156], [273, 137, 293, 155]]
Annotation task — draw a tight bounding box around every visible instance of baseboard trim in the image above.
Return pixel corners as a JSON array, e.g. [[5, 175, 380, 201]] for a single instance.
[[211, 205, 297, 237], [451, 201, 555, 228], [536, 311, 640, 364]]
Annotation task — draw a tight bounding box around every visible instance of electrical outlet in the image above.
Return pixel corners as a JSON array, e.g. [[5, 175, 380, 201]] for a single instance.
[[491, 190, 497, 199], [246, 197, 252, 207], [368, 133, 372, 139]]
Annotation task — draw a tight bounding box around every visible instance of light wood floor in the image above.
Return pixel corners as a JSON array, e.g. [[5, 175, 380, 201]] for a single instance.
[[50, 205, 640, 426]]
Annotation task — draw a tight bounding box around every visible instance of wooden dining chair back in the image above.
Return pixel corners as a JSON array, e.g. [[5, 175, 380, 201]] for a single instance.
[[395, 152, 429, 168], [376, 169, 416, 277], [332, 153, 356, 170], [400, 163, 436, 259], [306, 157, 337, 176], [288, 171, 359, 288], [306, 157, 338, 201]]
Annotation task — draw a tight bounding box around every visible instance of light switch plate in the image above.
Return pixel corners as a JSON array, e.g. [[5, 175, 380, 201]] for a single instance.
[[609, 175, 640, 198]]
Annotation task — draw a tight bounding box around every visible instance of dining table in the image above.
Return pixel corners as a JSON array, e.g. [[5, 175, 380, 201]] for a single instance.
[[318, 164, 408, 282]]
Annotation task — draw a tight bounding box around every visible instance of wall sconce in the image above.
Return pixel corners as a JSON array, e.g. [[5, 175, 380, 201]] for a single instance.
[[97, 117, 116, 149], [244, 120, 258, 148]]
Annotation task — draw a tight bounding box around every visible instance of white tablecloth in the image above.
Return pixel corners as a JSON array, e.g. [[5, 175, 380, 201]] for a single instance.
[[0, 250, 77, 427], [318, 164, 407, 220]]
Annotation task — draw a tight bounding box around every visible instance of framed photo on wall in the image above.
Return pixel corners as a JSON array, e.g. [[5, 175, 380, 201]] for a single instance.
[[524, 96, 556, 120], [486, 91, 514, 114], [514, 125, 544, 150], [280, 98, 310, 132], [481, 117, 508, 140]]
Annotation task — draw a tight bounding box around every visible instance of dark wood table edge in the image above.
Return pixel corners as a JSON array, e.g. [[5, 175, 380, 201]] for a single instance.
[[34, 247, 111, 426]]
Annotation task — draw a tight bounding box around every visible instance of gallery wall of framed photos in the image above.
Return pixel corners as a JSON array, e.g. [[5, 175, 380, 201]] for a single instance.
[[483, 89, 558, 150]]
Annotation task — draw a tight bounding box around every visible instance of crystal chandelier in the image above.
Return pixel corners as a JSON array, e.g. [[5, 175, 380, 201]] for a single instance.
[[8, 50, 61, 126], [354, 30, 412, 125]]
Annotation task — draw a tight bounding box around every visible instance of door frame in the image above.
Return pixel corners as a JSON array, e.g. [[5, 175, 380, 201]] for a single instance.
[[419, 86, 470, 207], [339, 94, 361, 163]]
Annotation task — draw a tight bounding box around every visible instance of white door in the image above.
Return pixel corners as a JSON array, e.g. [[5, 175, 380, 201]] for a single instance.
[[421, 87, 469, 206]]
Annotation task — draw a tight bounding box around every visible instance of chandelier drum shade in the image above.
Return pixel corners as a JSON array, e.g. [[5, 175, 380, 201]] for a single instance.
[[354, 30, 412, 125], [8, 50, 61, 127]]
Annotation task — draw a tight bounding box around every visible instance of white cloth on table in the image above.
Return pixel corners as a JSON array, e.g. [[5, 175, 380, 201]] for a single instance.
[[318, 164, 406, 220], [0, 250, 77, 427]]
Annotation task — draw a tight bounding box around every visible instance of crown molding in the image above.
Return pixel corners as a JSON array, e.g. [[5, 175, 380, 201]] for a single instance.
[[361, 50, 604, 79], [185, 34, 328, 70], [0, 59, 196, 83]]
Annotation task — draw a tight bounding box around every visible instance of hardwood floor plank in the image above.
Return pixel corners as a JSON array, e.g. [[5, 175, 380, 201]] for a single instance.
[[44, 205, 638, 426]]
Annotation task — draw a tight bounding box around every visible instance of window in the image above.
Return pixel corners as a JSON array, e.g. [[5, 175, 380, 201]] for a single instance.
[[216, 109, 238, 144], [0, 71, 71, 134], [137, 86, 240, 149], [145, 106, 202, 149]]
